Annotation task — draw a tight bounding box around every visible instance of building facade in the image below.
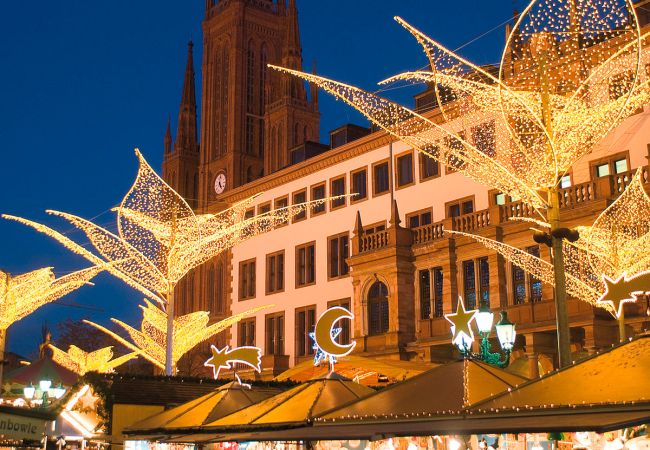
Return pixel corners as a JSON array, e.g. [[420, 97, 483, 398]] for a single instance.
[[163, 0, 650, 376]]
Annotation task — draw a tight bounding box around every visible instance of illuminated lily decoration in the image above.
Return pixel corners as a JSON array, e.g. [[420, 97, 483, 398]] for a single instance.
[[0, 266, 101, 331], [84, 299, 271, 372], [271, 0, 648, 215], [49, 344, 137, 375], [452, 169, 650, 315]]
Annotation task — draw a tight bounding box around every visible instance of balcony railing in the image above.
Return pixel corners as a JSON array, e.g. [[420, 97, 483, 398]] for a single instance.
[[354, 168, 649, 254]]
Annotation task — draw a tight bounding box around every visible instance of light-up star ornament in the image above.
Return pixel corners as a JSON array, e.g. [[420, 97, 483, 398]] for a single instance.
[[310, 327, 342, 366], [597, 271, 650, 318], [444, 297, 477, 350], [204, 344, 262, 379]]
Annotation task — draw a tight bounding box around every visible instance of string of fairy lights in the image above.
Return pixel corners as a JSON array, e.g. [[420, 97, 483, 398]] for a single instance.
[[48, 344, 137, 375]]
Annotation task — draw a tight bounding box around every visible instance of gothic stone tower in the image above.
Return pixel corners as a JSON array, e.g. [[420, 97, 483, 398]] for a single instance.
[[199, 0, 319, 208], [162, 42, 200, 209]]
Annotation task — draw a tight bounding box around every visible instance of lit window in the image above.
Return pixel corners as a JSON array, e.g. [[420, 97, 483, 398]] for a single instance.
[[614, 158, 628, 174], [596, 163, 610, 178], [560, 175, 571, 188]]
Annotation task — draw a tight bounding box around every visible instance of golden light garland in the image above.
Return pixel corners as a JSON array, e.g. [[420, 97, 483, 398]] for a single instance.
[[83, 299, 271, 371], [49, 344, 137, 375], [452, 169, 650, 315], [3, 149, 334, 305], [0, 266, 101, 330], [270, 0, 650, 215]]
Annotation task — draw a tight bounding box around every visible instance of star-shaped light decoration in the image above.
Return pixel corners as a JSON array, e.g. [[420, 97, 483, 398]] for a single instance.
[[597, 271, 650, 318], [451, 169, 650, 316], [310, 327, 342, 366], [49, 344, 137, 375], [444, 297, 477, 350]]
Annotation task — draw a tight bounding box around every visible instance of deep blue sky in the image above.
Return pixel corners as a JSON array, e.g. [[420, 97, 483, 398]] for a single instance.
[[0, 0, 517, 356]]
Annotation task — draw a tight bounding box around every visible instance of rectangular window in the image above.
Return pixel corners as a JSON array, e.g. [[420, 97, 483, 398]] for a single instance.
[[419, 146, 440, 181], [406, 208, 433, 229], [292, 189, 307, 222], [265, 312, 285, 356], [351, 168, 368, 202], [445, 132, 466, 173], [266, 250, 285, 294], [239, 258, 256, 300], [419, 269, 431, 320], [560, 175, 572, 188], [296, 242, 316, 287], [478, 257, 490, 307], [512, 264, 526, 305], [244, 208, 255, 219], [373, 160, 390, 195], [446, 197, 474, 218], [614, 158, 628, 174], [258, 202, 271, 215], [238, 318, 256, 347], [471, 121, 496, 157], [295, 306, 316, 357], [396, 152, 414, 187], [596, 163, 610, 178], [274, 196, 289, 226], [433, 267, 444, 318], [495, 193, 507, 206], [463, 260, 476, 310], [310, 182, 326, 216], [328, 233, 349, 279], [363, 222, 387, 235], [330, 176, 346, 209], [528, 246, 542, 302], [328, 299, 351, 344]]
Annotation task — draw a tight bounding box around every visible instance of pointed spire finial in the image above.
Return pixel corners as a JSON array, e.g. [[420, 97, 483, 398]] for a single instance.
[[175, 41, 198, 154], [164, 115, 173, 154], [354, 210, 364, 237], [389, 199, 401, 227]]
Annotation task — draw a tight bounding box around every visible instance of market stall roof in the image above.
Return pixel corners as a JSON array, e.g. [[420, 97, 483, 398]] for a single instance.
[[125, 382, 279, 434], [202, 373, 374, 431], [275, 355, 436, 386], [318, 359, 526, 423], [474, 334, 650, 412], [5, 356, 78, 387]]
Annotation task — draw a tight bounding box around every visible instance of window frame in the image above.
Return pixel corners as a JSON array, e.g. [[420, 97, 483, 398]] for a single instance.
[[294, 305, 317, 357], [419, 150, 440, 182], [309, 181, 326, 217], [295, 241, 316, 288], [327, 232, 350, 281], [238, 317, 256, 347], [395, 149, 415, 189], [328, 298, 352, 344], [258, 201, 271, 216], [274, 195, 289, 227], [589, 151, 630, 180], [265, 311, 285, 356], [372, 158, 391, 197], [445, 195, 475, 219], [329, 175, 347, 210], [363, 221, 387, 235], [350, 166, 368, 204], [238, 258, 256, 301], [291, 188, 307, 223], [265, 250, 285, 295], [406, 207, 433, 229]]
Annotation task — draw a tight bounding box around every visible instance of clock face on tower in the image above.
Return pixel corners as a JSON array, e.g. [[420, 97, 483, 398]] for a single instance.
[[214, 172, 227, 194]]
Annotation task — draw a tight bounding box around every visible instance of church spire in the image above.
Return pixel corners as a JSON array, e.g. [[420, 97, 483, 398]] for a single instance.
[[164, 115, 173, 154], [175, 41, 198, 154], [283, 0, 302, 69]]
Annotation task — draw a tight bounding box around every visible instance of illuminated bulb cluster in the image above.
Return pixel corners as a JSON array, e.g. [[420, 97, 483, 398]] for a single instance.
[[0, 266, 101, 330], [4, 149, 332, 305], [84, 299, 271, 371], [271, 0, 650, 215], [49, 344, 137, 375], [453, 169, 650, 313]]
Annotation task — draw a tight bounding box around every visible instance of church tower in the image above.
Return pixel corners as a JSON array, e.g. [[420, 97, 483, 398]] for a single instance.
[[162, 42, 200, 209], [199, 0, 319, 210], [264, 0, 319, 174]]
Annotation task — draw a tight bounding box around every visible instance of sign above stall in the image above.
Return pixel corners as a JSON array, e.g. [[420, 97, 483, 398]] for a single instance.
[[597, 270, 650, 318], [311, 306, 356, 370], [204, 345, 262, 379], [0, 412, 46, 441]]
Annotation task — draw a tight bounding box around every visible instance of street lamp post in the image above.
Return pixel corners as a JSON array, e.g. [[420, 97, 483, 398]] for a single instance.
[[448, 300, 516, 368], [23, 379, 65, 408]]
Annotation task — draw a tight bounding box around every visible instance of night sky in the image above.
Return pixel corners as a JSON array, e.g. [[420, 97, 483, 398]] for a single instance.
[[0, 0, 517, 357]]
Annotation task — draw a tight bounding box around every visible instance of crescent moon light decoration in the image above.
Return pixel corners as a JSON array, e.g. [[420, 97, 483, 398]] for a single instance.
[[311, 306, 356, 370]]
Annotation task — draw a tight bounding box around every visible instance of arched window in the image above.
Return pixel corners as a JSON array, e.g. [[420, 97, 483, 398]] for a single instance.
[[186, 273, 194, 312], [246, 166, 254, 183], [368, 281, 389, 335], [207, 265, 215, 313], [294, 123, 300, 146], [304, 125, 309, 142], [221, 45, 229, 156]]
